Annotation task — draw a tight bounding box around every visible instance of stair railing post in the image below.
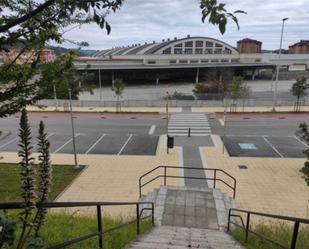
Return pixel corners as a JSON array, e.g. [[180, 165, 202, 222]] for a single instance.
[[139, 178, 142, 197], [245, 212, 250, 242], [227, 209, 231, 232], [290, 221, 300, 249], [233, 179, 237, 199], [97, 205, 103, 249], [151, 202, 155, 227], [136, 203, 140, 235], [164, 166, 167, 186], [213, 169, 217, 189]]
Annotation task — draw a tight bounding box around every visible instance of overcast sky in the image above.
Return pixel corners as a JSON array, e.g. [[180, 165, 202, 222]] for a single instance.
[[62, 0, 309, 51]]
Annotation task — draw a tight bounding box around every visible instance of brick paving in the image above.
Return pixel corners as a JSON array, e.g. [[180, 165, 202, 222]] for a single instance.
[[200, 135, 309, 219]]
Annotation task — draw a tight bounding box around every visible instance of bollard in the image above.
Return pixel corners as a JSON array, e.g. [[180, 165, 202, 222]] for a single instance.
[[188, 128, 191, 137]]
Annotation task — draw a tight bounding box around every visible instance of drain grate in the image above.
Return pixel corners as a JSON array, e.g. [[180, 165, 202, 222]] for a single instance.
[[238, 165, 248, 169]]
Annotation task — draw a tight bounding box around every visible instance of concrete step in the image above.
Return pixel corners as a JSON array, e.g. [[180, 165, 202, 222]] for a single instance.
[[127, 226, 244, 249]]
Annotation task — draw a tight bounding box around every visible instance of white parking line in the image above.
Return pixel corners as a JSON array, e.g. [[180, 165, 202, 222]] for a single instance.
[[294, 135, 309, 148], [0, 137, 18, 149], [262, 136, 284, 158], [148, 125, 156, 135], [85, 134, 106, 154], [53, 134, 80, 154], [118, 134, 133, 155]]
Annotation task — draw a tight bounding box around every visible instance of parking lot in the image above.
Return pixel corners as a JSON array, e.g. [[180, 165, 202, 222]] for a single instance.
[[0, 133, 159, 156], [222, 135, 308, 158]]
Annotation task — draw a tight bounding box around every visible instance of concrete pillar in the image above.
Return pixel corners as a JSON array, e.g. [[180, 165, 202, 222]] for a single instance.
[[98, 69, 102, 101], [251, 69, 255, 80], [195, 67, 200, 83], [112, 72, 115, 88]]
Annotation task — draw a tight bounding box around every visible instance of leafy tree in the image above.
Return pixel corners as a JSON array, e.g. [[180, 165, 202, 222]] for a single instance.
[[0, 0, 244, 117], [112, 78, 125, 112], [240, 84, 251, 112], [39, 51, 95, 100], [296, 123, 309, 185], [290, 77, 309, 112], [229, 76, 244, 112]]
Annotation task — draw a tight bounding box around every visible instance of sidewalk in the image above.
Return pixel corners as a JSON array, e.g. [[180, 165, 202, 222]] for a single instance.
[[200, 135, 309, 219], [0, 136, 181, 217], [26, 105, 182, 113], [192, 106, 309, 113], [27, 105, 309, 114]]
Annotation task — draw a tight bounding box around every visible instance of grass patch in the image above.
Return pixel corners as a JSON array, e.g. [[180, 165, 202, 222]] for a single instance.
[[230, 222, 309, 249], [0, 163, 83, 201], [1, 211, 151, 249]]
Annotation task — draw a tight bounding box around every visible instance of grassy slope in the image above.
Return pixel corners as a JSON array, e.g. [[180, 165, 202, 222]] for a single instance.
[[0, 163, 82, 201], [0, 163, 153, 248], [1, 212, 151, 249], [230, 223, 309, 249]]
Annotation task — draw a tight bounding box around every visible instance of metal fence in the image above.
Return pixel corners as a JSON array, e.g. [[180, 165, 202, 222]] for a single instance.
[[38, 91, 309, 108]]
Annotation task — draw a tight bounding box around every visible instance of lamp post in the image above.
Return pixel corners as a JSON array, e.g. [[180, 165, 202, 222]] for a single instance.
[[53, 85, 58, 111], [68, 89, 79, 169], [166, 91, 169, 154], [272, 17, 288, 112]]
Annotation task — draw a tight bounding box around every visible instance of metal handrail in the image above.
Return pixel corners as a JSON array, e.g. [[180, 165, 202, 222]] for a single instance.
[[0, 201, 154, 249], [228, 208, 309, 249], [139, 165, 237, 199]]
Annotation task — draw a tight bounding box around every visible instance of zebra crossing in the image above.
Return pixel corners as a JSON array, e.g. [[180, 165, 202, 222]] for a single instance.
[[168, 113, 211, 136]]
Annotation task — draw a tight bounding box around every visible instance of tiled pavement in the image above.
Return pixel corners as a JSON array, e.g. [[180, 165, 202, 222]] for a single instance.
[[162, 189, 218, 229]]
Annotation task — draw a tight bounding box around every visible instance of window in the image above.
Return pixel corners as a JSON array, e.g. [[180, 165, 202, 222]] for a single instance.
[[215, 43, 223, 47], [163, 48, 171, 54], [224, 48, 232, 54], [214, 49, 222, 54], [147, 60, 156, 64], [190, 60, 199, 64], [231, 59, 239, 63], [185, 41, 193, 47], [255, 59, 261, 62], [174, 43, 183, 47], [174, 48, 183, 54], [195, 41, 203, 47], [221, 59, 229, 63], [211, 59, 219, 63], [195, 48, 203, 54], [201, 60, 209, 63], [170, 60, 177, 64], [205, 48, 213, 54], [184, 48, 193, 54], [179, 60, 188, 64], [206, 41, 213, 47]]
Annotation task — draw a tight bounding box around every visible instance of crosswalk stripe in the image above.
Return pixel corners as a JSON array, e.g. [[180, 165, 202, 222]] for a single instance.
[[168, 113, 211, 137]]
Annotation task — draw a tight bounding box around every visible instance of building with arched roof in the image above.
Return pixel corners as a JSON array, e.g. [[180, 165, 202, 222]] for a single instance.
[[75, 36, 309, 86]]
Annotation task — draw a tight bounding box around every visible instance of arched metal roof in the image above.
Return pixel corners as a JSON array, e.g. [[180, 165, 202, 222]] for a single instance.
[[92, 36, 238, 57]]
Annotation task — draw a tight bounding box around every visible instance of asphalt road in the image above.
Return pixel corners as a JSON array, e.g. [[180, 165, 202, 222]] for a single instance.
[[0, 112, 308, 157]]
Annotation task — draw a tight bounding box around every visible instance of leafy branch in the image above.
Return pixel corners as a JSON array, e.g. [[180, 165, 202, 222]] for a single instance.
[[200, 0, 246, 34]]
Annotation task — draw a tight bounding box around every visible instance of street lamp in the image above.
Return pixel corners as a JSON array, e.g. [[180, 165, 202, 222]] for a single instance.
[[68, 89, 79, 169], [272, 17, 288, 112], [166, 91, 169, 154]]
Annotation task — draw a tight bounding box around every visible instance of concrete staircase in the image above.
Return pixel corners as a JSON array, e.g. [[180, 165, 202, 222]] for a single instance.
[[127, 225, 244, 249], [134, 186, 243, 249]]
